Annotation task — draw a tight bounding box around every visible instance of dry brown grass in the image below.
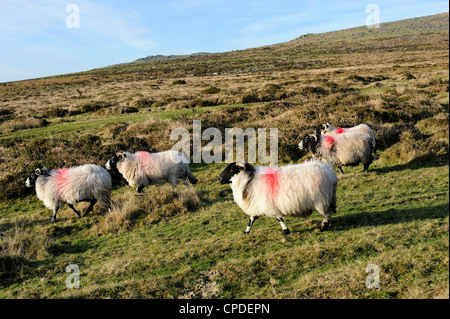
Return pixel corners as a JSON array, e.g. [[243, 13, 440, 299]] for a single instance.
[[0, 224, 54, 259], [90, 185, 201, 235], [0, 116, 48, 133]]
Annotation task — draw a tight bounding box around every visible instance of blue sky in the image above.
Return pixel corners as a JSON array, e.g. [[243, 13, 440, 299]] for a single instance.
[[0, 0, 448, 82]]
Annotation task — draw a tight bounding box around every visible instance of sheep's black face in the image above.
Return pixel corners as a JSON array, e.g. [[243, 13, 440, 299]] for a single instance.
[[299, 134, 319, 151], [299, 134, 310, 150], [218, 162, 254, 184], [106, 152, 125, 170], [25, 168, 47, 187], [26, 171, 38, 187]]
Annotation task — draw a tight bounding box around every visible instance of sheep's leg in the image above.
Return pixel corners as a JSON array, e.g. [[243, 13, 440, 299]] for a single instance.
[[105, 194, 112, 213], [337, 166, 344, 174], [277, 218, 290, 235], [243, 215, 259, 234], [319, 201, 335, 232], [82, 199, 97, 217], [67, 204, 81, 218], [136, 185, 144, 193], [372, 141, 378, 160], [187, 171, 198, 184], [320, 217, 330, 232], [51, 208, 59, 223], [363, 163, 370, 172], [169, 179, 178, 190]]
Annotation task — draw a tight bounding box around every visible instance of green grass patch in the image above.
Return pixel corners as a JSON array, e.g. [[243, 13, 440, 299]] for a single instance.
[[0, 160, 448, 298]]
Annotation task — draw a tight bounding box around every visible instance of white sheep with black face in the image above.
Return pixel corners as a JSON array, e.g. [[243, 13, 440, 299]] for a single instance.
[[298, 130, 373, 174], [105, 150, 198, 193], [318, 123, 377, 159], [25, 164, 112, 223], [218, 160, 337, 235]]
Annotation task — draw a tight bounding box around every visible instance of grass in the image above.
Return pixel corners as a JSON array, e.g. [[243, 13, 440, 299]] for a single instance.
[[0, 12, 448, 299], [0, 103, 258, 142], [0, 161, 447, 298]]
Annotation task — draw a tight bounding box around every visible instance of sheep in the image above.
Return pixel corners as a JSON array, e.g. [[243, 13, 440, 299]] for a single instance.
[[218, 160, 337, 234], [298, 130, 373, 174], [25, 164, 112, 223], [318, 123, 377, 159], [105, 150, 198, 193]]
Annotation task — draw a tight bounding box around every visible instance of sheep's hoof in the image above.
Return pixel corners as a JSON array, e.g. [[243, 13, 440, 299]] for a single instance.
[[283, 229, 290, 235], [242, 231, 250, 235], [51, 218, 56, 223], [320, 223, 329, 232]]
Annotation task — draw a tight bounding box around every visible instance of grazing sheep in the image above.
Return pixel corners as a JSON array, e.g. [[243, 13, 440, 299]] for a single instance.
[[298, 130, 373, 174], [318, 123, 377, 159], [25, 164, 112, 223], [105, 150, 198, 193], [218, 160, 337, 234]]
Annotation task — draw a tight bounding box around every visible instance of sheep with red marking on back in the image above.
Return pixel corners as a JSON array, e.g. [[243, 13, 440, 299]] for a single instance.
[[218, 160, 337, 235], [105, 150, 198, 193], [318, 123, 377, 159], [25, 164, 112, 223], [298, 130, 373, 174]]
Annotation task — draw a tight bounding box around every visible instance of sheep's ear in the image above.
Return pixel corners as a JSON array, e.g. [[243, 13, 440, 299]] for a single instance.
[[35, 168, 41, 175], [244, 163, 255, 172], [315, 127, 322, 136]]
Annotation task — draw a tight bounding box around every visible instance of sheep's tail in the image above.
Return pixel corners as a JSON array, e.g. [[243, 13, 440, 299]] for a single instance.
[[187, 171, 198, 184]]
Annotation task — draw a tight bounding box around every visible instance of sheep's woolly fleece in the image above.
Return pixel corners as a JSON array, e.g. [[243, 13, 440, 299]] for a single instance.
[[229, 160, 337, 219], [113, 150, 197, 189], [34, 164, 111, 211]]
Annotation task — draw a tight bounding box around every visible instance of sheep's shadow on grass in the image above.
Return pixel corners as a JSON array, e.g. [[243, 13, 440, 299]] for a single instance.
[[0, 214, 81, 233], [49, 239, 93, 256], [372, 156, 448, 174], [0, 256, 49, 289], [331, 203, 449, 231]]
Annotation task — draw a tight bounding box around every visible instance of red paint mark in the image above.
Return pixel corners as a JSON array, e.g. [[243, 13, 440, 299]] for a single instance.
[[323, 135, 335, 149], [263, 167, 280, 197], [137, 151, 153, 170], [55, 168, 70, 193], [335, 127, 346, 134]]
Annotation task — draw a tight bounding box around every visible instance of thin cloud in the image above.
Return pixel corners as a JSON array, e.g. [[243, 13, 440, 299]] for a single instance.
[[0, 0, 157, 51], [77, 1, 157, 51]]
